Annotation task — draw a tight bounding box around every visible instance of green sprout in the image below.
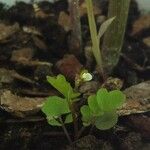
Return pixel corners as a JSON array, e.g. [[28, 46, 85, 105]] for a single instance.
[[42, 74, 126, 143], [81, 88, 125, 130], [85, 0, 115, 77], [42, 75, 80, 143]]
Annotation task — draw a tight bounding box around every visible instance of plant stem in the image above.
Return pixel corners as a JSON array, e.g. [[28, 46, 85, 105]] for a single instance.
[[59, 117, 72, 144], [85, 0, 104, 76], [102, 0, 131, 74], [70, 103, 78, 140], [68, 0, 82, 56], [89, 125, 94, 135], [76, 126, 86, 139]]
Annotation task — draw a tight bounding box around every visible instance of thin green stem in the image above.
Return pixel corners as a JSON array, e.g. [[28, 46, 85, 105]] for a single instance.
[[85, 0, 104, 76]]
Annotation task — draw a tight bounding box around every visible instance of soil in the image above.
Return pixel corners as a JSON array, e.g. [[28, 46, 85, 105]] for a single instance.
[[0, 0, 149, 150]]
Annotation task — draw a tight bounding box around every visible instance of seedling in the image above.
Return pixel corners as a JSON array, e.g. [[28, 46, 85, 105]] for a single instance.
[[81, 88, 125, 130], [42, 74, 125, 143]]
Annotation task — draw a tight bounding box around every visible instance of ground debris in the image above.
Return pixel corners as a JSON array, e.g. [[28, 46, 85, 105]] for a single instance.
[[125, 115, 150, 138], [0, 90, 45, 118], [118, 81, 150, 116], [0, 23, 20, 43], [56, 55, 83, 81], [131, 15, 150, 36]]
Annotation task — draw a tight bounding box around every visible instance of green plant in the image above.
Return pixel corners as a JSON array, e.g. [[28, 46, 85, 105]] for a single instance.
[[81, 88, 125, 130], [102, 0, 131, 74], [42, 74, 125, 143], [85, 0, 115, 77], [42, 74, 80, 143]]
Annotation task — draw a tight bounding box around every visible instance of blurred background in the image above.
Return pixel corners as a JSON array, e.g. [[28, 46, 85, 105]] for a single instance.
[[1, 0, 150, 13]]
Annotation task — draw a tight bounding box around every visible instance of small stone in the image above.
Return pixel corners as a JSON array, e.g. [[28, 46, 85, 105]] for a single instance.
[[56, 55, 83, 81]]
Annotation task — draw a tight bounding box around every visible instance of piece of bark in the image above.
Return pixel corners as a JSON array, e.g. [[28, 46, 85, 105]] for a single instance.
[[11, 47, 34, 62], [23, 26, 42, 36], [0, 68, 15, 84], [131, 15, 150, 36], [0, 23, 20, 43], [58, 11, 71, 32], [0, 90, 45, 118], [32, 35, 48, 51], [12, 72, 36, 85], [118, 81, 150, 116]]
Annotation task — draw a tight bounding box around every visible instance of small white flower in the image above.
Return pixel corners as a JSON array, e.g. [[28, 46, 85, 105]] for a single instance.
[[82, 73, 92, 81]]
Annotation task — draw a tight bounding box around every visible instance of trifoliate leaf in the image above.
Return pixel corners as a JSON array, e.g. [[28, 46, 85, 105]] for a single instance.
[[95, 111, 118, 130], [64, 113, 73, 124], [88, 95, 103, 116], [47, 75, 80, 99], [42, 96, 70, 117], [80, 105, 93, 126]]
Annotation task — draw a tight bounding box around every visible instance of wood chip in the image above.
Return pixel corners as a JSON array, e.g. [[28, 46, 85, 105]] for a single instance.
[[0, 23, 20, 43], [131, 15, 150, 36], [0, 90, 45, 118], [118, 81, 150, 116]]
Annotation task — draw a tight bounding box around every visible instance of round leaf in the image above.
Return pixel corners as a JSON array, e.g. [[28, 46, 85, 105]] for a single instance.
[[80, 105, 93, 126], [97, 88, 109, 111], [94, 112, 118, 130], [42, 96, 70, 117], [88, 95, 102, 116], [109, 90, 126, 109]]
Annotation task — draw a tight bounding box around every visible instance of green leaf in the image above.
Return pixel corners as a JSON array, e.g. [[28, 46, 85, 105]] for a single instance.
[[94, 111, 118, 130], [47, 75, 80, 99], [98, 16, 116, 41], [97, 88, 109, 111], [88, 95, 103, 116], [80, 105, 93, 126], [65, 113, 73, 124], [42, 96, 70, 117], [47, 118, 62, 126], [97, 88, 125, 111], [109, 90, 126, 108]]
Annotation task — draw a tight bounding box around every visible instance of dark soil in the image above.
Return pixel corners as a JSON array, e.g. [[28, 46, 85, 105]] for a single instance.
[[0, 0, 149, 150]]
